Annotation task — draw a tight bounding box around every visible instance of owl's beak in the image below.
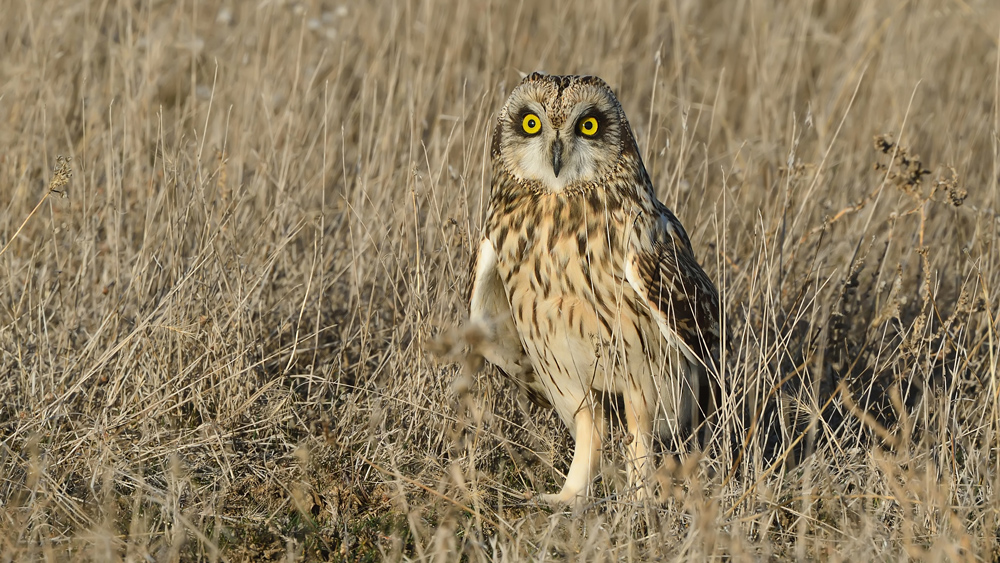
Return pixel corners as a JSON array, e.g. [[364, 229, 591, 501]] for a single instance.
[[551, 138, 563, 177]]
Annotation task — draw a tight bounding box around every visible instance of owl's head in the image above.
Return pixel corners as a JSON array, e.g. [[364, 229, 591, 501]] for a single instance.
[[493, 73, 634, 192]]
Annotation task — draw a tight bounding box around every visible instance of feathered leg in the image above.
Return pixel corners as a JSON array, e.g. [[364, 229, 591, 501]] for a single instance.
[[623, 389, 654, 500], [539, 401, 605, 505]]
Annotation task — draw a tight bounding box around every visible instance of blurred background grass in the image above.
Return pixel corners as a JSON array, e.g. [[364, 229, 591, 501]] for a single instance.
[[1, 0, 999, 560]]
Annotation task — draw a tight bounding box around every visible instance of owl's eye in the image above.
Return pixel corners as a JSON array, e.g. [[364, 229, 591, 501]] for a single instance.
[[522, 113, 542, 135], [578, 116, 599, 136]]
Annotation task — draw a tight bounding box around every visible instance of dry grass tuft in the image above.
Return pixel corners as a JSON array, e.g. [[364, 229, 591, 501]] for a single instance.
[[2, 1, 1000, 561]]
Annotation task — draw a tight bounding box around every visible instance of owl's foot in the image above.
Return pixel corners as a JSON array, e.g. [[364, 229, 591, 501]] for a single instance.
[[624, 458, 657, 504], [622, 392, 656, 503], [624, 479, 655, 504], [534, 489, 586, 507]]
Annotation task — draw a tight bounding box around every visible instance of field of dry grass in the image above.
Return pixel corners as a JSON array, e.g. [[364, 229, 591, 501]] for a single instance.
[[2, 0, 1000, 560]]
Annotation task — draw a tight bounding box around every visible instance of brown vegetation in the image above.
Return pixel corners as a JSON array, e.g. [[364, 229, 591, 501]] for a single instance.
[[1, 1, 999, 560]]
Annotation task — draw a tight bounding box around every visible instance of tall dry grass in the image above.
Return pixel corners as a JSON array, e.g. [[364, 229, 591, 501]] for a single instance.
[[1, 0, 999, 560]]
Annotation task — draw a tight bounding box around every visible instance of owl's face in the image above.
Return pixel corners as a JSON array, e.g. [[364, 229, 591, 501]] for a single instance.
[[495, 74, 628, 191]]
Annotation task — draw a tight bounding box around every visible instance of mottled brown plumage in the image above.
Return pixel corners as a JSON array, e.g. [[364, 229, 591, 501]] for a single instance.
[[469, 73, 720, 503]]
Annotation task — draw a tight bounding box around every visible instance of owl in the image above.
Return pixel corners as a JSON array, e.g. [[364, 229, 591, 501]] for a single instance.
[[468, 73, 721, 504]]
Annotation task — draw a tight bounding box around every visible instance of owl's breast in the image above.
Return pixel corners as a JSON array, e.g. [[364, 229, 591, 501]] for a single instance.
[[490, 194, 626, 299], [489, 194, 648, 350], [485, 191, 677, 415]]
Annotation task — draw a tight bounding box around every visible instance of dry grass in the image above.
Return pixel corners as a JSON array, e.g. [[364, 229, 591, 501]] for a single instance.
[[2, 0, 1000, 561]]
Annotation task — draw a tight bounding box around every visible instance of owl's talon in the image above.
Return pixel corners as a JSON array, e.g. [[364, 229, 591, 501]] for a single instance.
[[536, 491, 586, 511]]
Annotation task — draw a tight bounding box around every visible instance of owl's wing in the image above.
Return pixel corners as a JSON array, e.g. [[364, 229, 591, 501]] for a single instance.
[[624, 214, 721, 371], [468, 238, 552, 408]]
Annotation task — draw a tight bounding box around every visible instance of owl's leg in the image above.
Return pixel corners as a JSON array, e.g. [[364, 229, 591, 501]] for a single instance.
[[623, 390, 654, 500], [539, 402, 604, 505]]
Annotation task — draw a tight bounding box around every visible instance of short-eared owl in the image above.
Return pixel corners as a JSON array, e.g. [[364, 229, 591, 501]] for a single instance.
[[469, 73, 721, 503]]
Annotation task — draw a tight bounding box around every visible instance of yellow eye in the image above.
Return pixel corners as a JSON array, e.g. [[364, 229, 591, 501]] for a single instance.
[[522, 113, 542, 135], [579, 116, 599, 136]]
